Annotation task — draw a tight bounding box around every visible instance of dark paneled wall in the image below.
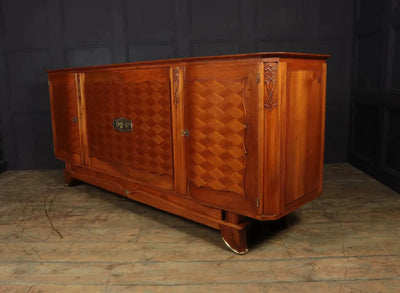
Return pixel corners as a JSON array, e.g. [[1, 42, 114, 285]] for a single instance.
[[0, 0, 354, 169], [0, 113, 6, 173], [350, 0, 400, 192]]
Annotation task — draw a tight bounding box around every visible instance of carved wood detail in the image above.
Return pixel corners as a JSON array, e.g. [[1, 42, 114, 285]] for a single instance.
[[173, 67, 181, 105], [264, 63, 278, 111]]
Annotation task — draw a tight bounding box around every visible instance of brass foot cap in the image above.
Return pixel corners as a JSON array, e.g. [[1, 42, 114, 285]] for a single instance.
[[222, 237, 248, 255]]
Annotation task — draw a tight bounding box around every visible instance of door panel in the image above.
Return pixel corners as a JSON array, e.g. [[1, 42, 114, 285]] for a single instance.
[[48, 72, 81, 165], [185, 60, 260, 215], [82, 68, 174, 190], [188, 79, 247, 195]]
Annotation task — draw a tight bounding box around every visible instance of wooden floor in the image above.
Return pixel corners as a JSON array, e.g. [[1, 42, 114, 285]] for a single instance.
[[0, 163, 399, 292]]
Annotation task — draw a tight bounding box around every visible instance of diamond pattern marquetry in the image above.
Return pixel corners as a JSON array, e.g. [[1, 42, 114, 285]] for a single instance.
[[84, 79, 173, 176], [188, 80, 246, 195]]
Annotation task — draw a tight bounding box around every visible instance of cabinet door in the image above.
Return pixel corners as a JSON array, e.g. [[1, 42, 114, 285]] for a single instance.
[[81, 68, 174, 191], [48, 72, 81, 165], [185, 60, 261, 216]]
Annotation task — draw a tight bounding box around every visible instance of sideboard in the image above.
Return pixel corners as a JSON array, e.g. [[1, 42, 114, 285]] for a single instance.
[[48, 52, 328, 254]]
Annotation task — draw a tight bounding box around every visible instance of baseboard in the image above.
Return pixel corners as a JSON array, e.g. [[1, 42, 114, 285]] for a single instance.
[[0, 160, 6, 173]]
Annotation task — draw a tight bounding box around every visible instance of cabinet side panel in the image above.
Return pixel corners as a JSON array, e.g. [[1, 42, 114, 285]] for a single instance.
[[48, 73, 81, 164], [284, 61, 325, 205]]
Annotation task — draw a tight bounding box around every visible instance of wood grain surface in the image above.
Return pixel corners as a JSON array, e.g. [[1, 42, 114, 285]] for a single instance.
[[48, 53, 328, 253]]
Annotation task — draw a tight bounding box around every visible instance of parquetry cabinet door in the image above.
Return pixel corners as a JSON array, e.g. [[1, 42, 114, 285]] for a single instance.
[[48, 72, 81, 165], [184, 60, 261, 216], [80, 68, 174, 191]]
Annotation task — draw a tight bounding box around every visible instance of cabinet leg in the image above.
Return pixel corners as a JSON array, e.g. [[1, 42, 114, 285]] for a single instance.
[[220, 212, 248, 254], [63, 168, 80, 187]]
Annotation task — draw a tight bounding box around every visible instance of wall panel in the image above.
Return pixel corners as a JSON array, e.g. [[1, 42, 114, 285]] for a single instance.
[[126, 0, 176, 41], [12, 112, 60, 169], [190, 40, 240, 56], [2, 0, 49, 44], [65, 47, 113, 67], [351, 103, 378, 164], [0, 0, 354, 169], [189, 0, 240, 37], [62, 0, 113, 43], [318, 0, 344, 38], [324, 104, 349, 163], [355, 33, 383, 89], [0, 0, 5, 37], [357, 0, 384, 33], [384, 108, 400, 173], [349, 0, 400, 192], [255, 0, 304, 38], [0, 114, 5, 173], [391, 27, 400, 91], [319, 40, 344, 103], [256, 40, 304, 53], [5, 49, 51, 112], [129, 42, 176, 61]]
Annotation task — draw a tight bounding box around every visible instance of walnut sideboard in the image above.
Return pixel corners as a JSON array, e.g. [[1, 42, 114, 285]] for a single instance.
[[48, 52, 328, 254]]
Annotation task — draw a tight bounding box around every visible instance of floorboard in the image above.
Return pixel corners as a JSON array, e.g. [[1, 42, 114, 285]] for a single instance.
[[0, 164, 399, 292]]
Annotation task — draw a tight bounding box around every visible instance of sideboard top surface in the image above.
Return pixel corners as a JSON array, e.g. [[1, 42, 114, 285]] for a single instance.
[[47, 52, 329, 73]]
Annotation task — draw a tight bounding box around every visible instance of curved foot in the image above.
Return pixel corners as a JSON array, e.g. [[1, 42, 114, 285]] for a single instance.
[[221, 232, 248, 255], [220, 212, 249, 254]]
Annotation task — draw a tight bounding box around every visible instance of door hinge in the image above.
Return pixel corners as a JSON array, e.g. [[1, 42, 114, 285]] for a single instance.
[[257, 72, 260, 83], [256, 197, 260, 208], [181, 129, 189, 137]]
